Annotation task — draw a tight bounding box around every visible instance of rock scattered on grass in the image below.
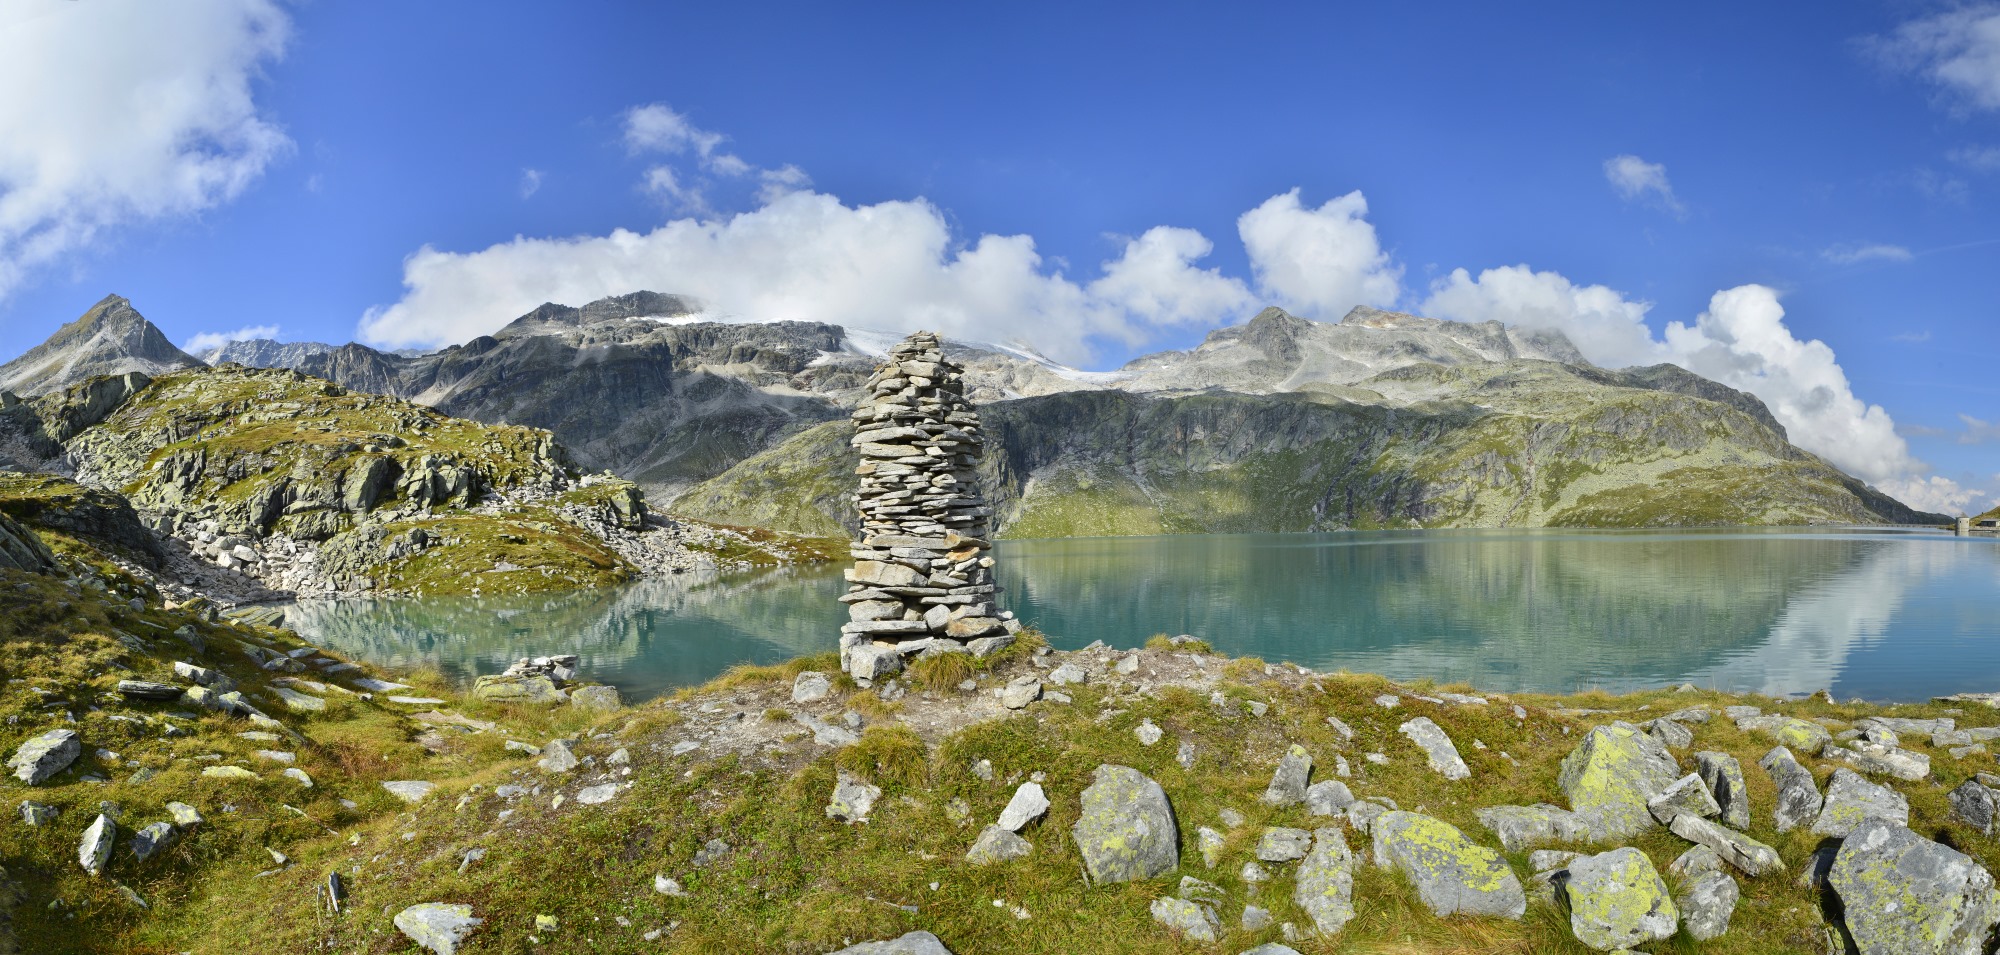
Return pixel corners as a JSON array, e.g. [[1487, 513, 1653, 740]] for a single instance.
[[1676, 869, 1739, 941], [1830, 819, 1998, 955], [1262, 744, 1312, 806], [393, 902, 481, 955], [7, 728, 79, 785], [1398, 717, 1471, 780], [966, 825, 1031, 865], [1561, 846, 1678, 951], [1371, 811, 1524, 919], [826, 771, 881, 824], [996, 782, 1048, 832], [1073, 764, 1177, 883], [1294, 827, 1356, 936], [1812, 768, 1909, 837]]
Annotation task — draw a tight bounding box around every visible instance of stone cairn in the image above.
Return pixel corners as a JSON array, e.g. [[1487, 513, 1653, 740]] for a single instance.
[[839, 331, 1018, 681]]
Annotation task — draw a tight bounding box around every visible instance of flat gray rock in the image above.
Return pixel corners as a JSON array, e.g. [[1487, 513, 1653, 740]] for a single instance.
[[1647, 772, 1721, 826], [1476, 804, 1587, 852], [569, 685, 621, 711], [1676, 869, 1739, 942], [826, 771, 881, 824], [996, 782, 1048, 832], [394, 902, 482, 955], [1305, 779, 1354, 816], [537, 739, 580, 773], [1949, 780, 1996, 835], [1398, 717, 1470, 780], [1072, 764, 1177, 883], [1294, 827, 1356, 936], [78, 813, 114, 876], [1262, 744, 1312, 806], [1254, 827, 1313, 862], [1148, 896, 1218, 941], [826, 931, 953, 954], [1812, 768, 1909, 837], [1759, 746, 1823, 833], [129, 821, 175, 862], [791, 671, 832, 705], [1562, 847, 1678, 951], [8, 728, 80, 785], [965, 824, 1031, 865], [1669, 814, 1784, 878], [1371, 811, 1524, 919], [999, 676, 1040, 709], [382, 780, 436, 804], [1831, 820, 1999, 955]]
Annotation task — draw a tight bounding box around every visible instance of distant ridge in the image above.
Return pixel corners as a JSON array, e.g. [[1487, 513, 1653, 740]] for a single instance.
[[0, 295, 204, 397]]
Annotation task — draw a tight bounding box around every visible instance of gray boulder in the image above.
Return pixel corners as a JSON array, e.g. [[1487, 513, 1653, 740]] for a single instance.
[[1695, 751, 1751, 829], [1676, 870, 1739, 941], [1668, 814, 1784, 878], [1294, 827, 1356, 936], [1557, 724, 1680, 840], [1561, 847, 1678, 951], [568, 685, 621, 711], [791, 671, 832, 705], [1261, 744, 1312, 806], [1647, 773, 1721, 826], [1822, 739, 1931, 781], [999, 676, 1040, 709], [965, 825, 1031, 865], [826, 932, 953, 955], [77, 813, 114, 877], [1735, 714, 1830, 752], [826, 771, 881, 824], [1254, 827, 1313, 862], [1948, 780, 1996, 835], [1759, 746, 1823, 833], [129, 821, 175, 862], [472, 673, 565, 704], [996, 782, 1048, 832], [1398, 717, 1470, 780], [393, 903, 482, 955], [1476, 803, 1588, 852], [1812, 768, 1909, 837], [1148, 897, 1219, 941], [1830, 819, 2000, 955], [7, 728, 80, 785], [1073, 764, 1178, 883], [1371, 811, 1525, 919], [1305, 779, 1354, 816], [537, 740, 580, 773]]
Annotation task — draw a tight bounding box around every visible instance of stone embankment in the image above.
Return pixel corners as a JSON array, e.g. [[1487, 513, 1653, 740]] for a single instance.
[[839, 332, 1020, 681]]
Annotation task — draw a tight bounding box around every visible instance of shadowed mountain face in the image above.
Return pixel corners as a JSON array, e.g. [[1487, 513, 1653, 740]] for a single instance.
[[6, 291, 1944, 533], [0, 295, 203, 397]]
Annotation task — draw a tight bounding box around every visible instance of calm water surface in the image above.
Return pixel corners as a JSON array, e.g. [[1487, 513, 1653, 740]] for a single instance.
[[285, 527, 2000, 702]]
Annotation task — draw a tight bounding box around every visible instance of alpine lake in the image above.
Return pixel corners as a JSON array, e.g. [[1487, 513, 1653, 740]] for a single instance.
[[284, 526, 2000, 704]]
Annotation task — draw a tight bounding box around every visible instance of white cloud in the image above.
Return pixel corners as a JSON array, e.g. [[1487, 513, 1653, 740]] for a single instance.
[[358, 190, 1251, 364], [1821, 243, 1912, 265], [1877, 475, 1981, 515], [1235, 189, 1401, 320], [185, 323, 279, 356], [0, 0, 291, 301], [1956, 413, 2000, 444], [1603, 154, 1687, 217], [1873, 4, 2000, 113], [1948, 144, 2000, 170], [519, 168, 543, 199], [1422, 265, 1661, 369], [624, 103, 724, 157], [1421, 270, 1931, 494]]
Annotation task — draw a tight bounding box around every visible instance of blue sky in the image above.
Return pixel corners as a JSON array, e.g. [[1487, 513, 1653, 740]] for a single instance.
[[0, 1, 1996, 511]]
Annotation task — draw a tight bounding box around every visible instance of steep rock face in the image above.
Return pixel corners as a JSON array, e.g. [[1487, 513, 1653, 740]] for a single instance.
[[199, 339, 335, 367], [0, 472, 162, 564], [0, 296, 202, 397]]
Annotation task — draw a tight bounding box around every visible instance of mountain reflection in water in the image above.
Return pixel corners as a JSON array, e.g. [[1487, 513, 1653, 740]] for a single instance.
[[287, 528, 2000, 702]]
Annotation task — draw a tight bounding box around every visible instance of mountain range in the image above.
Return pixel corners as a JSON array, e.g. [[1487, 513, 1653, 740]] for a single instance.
[[0, 292, 1946, 537]]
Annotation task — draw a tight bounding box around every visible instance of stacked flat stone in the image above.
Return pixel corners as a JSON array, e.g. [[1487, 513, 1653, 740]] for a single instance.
[[839, 331, 1016, 681]]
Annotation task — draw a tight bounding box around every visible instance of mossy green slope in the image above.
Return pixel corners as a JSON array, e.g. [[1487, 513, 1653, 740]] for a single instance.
[[675, 361, 1940, 538]]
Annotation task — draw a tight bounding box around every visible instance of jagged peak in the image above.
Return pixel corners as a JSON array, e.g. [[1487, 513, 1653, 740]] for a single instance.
[[496, 291, 704, 338], [0, 294, 203, 396]]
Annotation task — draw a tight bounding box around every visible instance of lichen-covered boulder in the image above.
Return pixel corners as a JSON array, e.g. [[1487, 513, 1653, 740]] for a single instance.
[[471, 673, 565, 705], [1476, 804, 1588, 852], [1561, 847, 1677, 951], [1949, 780, 1996, 835], [1262, 744, 1312, 806], [965, 825, 1031, 865], [1695, 751, 1751, 830], [1072, 764, 1178, 883], [7, 728, 80, 785], [77, 814, 114, 877], [393, 903, 482, 955], [1557, 725, 1680, 840], [1830, 819, 2000, 955], [1812, 768, 1909, 838], [1735, 714, 1831, 753], [1647, 773, 1721, 826], [1676, 869, 1739, 941], [1148, 896, 1219, 941], [826, 771, 882, 824], [568, 685, 621, 711], [1294, 827, 1356, 936], [1371, 811, 1525, 919], [1759, 746, 1823, 833], [1668, 813, 1784, 877]]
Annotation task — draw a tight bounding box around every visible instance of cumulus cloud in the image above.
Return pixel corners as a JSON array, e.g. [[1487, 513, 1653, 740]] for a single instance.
[[1821, 243, 1912, 265], [1235, 189, 1401, 320], [624, 103, 725, 158], [1872, 4, 2000, 113], [1877, 475, 1982, 515], [358, 190, 1251, 364], [624, 102, 804, 213], [185, 323, 279, 356], [0, 0, 291, 301], [519, 168, 543, 199], [1603, 154, 1687, 217], [1422, 271, 1929, 492]]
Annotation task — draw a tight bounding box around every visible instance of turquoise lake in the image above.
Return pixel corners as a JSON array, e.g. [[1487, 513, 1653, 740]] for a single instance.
[[285, 527, 2000, 703]]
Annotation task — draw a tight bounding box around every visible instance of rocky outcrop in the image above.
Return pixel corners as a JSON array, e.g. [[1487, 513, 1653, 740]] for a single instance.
[[0, 512, 55, 574], [1830, 820, 2000, 955], [1557, 724, 1680, 840], [838, 332, 1016, 680]]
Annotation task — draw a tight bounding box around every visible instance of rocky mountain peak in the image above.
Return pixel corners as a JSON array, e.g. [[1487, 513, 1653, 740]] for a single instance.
[[0, 294, 204, 397], [495, 291, 702, 339]]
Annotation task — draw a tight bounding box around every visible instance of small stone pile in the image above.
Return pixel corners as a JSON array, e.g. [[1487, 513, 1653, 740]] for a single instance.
[[503, 654, 580, 685], [839, 332, 1017, 681]]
